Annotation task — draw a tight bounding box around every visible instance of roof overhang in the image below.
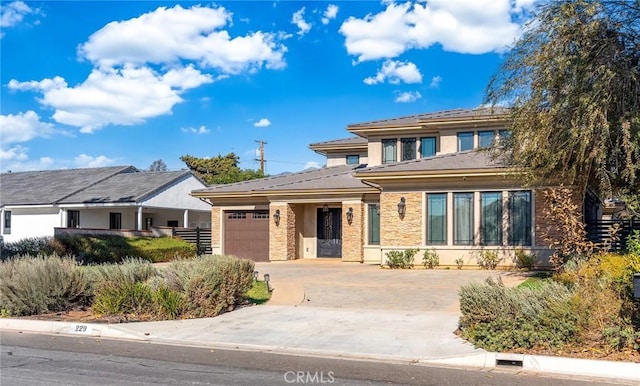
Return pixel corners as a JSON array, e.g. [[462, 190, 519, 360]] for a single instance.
[[191, 187, 379, 200], [348, 116, 510, 137], [308, 143, 368, 156]]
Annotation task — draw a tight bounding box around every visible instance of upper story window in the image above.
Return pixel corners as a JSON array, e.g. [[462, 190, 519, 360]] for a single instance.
[[382, 139, 397, 164], [420, 137, 436, 158], [401, 138, 416, 161], [478, 131, 495, 149], [457, 132, 474, 151], [346, 155, 360, 165], [498, 129, 510, 145]]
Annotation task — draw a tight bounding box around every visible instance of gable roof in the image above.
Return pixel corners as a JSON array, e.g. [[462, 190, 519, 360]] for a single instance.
[[355, 151, 511, 177], [0, 166, 200, 207], [0, 166, 136, 206], [191, 164, 376, 198], [59, 170, 193, 204], [347, 107, 511, 130]]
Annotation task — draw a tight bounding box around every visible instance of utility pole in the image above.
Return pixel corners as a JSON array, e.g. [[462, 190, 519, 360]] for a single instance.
[[255, 140, 267, 174]]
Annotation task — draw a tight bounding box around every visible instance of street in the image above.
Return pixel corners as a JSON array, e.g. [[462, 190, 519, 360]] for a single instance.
[[0, 332, 620, 386]]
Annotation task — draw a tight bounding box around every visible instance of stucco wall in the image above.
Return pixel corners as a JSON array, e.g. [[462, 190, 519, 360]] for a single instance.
[[143, 176, 210, 211], [2, 207, 59, 242]]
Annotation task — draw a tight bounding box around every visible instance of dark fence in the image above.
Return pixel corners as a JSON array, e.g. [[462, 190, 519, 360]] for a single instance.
[[586, 218, 640, 251], [172, 227, 212, 256]]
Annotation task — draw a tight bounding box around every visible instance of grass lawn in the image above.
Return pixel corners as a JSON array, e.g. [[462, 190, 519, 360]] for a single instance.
[[517, 271, 553, 290], [247, 280, 271, 305]]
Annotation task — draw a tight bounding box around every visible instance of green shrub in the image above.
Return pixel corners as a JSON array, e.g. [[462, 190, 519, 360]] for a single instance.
[[164, 255, 255, 318], [514, 248, 537, 271], [385, 249, 417, 269], [152, 286, 185, 319], [477, 249, 501, 270], [0, 255, 92, 316], [128, 237, 196, 263], [0, 237, 57, 260], [421, 249, 439, 269], [459, 277, 577, 351], [87, 257, 158, 286], [455, 257, 464, 270], [92, 281, 154, 317], [627, 230, 640, 256]]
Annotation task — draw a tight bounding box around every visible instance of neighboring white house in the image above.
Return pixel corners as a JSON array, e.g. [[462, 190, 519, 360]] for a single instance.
[[0, 166, 211, 243]]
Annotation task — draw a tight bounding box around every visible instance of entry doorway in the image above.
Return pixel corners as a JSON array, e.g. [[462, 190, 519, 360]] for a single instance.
[[316, 207, 342, 257]]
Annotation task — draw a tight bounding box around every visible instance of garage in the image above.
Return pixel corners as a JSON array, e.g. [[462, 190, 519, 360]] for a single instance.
[[223, 210, 270, 262]]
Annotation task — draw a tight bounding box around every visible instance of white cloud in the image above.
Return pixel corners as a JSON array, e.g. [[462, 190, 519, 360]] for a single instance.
[[9, 65, 213, 133], [181, 125, 210, 134], [340, 0, 534, 62], [363, 60, 422, 85], [292, 7, 311, 36], [395, 91, 422, 103], [79, 5, 287, 73], [254, 118, 271, 127], [0, 1, 37, 30], [1, 156, 55, 172], [304, 161, 321, 169], [73, 154, 115, 168], [322, 4, 339, 25], [0, 111, 55, 144], [429, 75, 442, 88], [0, 145, 28, 161]]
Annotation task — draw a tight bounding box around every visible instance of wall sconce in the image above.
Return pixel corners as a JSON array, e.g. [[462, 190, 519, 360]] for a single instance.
[[323, 203, 329, 213], [273, 209, 281, 226], [346, 207, 354, 225], [397, 197, 406, 217]]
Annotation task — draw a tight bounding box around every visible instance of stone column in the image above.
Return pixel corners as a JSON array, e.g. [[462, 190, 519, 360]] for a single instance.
[[269, 203, 296, 261], [342, 201, 364, 262]]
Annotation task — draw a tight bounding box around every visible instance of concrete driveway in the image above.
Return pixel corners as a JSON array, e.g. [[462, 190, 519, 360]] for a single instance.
[[256, 259, 528, 312]]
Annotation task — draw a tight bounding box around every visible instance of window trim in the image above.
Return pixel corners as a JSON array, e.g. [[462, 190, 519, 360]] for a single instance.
[[420, 136, 437, 158], [457, 131, 474, 151], [480, 192, 503, 246], [367, 203, 380, 245], [400, 137, 417, 161], [426, 193, 448, 245], [453, 192, 474, 245]]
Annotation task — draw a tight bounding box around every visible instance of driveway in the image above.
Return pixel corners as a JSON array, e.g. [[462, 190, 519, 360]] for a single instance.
[[255, 259, 528, 312]]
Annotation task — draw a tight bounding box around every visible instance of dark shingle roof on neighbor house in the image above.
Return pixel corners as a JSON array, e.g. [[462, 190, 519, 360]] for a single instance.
[[308, 136, 368, 149], [348, 107, 511, 129], [355, 151, 511, 175], [0, 166, 195, 206]]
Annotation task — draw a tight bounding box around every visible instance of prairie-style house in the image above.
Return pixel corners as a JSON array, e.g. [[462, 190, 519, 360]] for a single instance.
[[191, 108, 592, 266]]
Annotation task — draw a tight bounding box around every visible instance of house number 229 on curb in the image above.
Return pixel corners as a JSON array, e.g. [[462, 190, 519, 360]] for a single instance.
[[71, 324, 92, 334]]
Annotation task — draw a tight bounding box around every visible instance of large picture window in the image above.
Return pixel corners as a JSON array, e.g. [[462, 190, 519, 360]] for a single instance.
[[481, 192, 502, 245], [454, 193, 474, 245], [382, 139, 397, 164], [420, 137, 436, 158], [508, 191, 532, 245], [368, 204, 380, 245], [427, 194, 447, 245], [401, 138, 416, 161]]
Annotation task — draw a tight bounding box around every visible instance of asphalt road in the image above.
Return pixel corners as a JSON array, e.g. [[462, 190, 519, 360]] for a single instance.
[[0, 332, 620, 386]]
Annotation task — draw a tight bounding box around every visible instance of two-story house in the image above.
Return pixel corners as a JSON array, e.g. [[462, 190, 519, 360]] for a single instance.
[[191, 107, 559, 266]]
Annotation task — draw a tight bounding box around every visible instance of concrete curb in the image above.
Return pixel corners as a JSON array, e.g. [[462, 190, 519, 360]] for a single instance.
[[2, 318, 639, 382]]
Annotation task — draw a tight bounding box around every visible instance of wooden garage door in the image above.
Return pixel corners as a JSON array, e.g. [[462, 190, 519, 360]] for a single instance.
[[224, 211, 269, 262]]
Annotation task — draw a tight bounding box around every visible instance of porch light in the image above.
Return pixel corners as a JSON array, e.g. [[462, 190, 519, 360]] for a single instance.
[[273, 209, 281, 226], [323, 203, 329, 213], [346, 207, 354, 225], [397, 197, 406, 217]]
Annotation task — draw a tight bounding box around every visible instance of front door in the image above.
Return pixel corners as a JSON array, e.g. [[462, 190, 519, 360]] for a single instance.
[[317, 208, 342, 257]]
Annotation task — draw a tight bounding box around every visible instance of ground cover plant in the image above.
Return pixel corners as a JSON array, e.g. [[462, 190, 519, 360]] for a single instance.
[[0, 254, 266, 321]]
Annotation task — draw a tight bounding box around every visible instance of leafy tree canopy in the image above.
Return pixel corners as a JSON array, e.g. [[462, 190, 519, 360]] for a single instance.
[[180, 153, 264, 185], [147, 159, 168, 172], [485, 0, 640, 204]]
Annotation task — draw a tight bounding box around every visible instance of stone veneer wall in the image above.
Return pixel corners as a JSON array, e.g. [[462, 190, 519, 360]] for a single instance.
[[341, 202, 364, 262], [269, 203, 296, 261], [380, 192, 423, 246], [211, 207, 221, 247]]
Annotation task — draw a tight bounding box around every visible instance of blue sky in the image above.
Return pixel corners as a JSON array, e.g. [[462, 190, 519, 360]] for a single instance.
[[1, 0, 536, 175]]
